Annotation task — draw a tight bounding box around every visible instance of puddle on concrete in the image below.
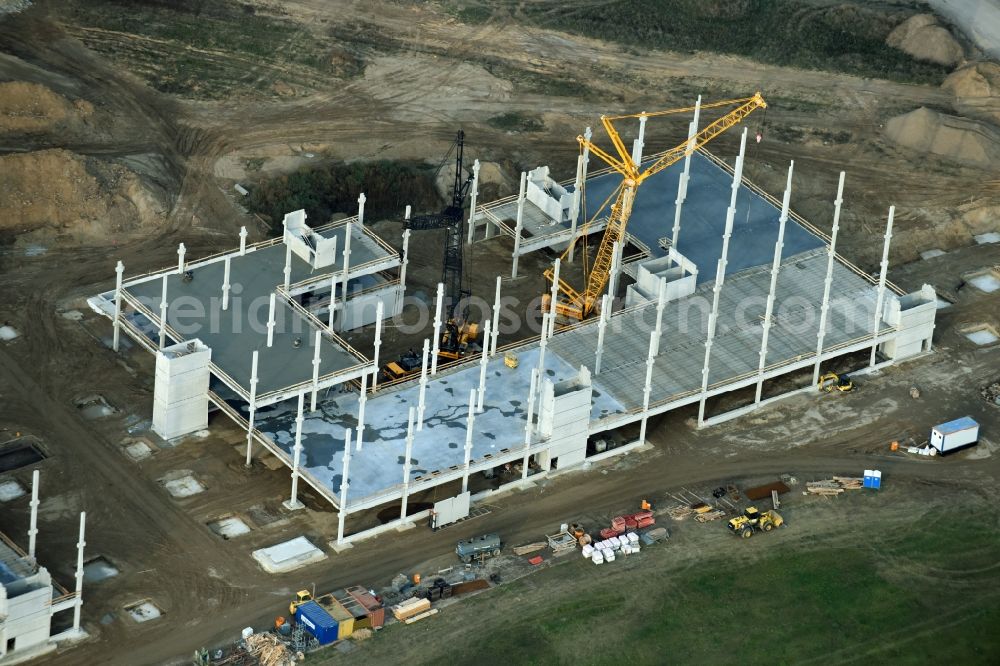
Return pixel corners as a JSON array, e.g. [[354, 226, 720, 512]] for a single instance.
[[162, 474, 205, 498], [974, 232, 1000, 245], [23, 245, 47, 257], [208, 516, 252, 539], [60, 310, 84, 321], [920, 249, 946, 260], [966, 270, 1000, 293], [0, 437, 47, 473], [83, 556, 120, 583], [0, 479, 26, 501], [124, 600, 162, 623], [964, 325, 1000, 346], [76, 395, 118, 420], [0, 325, 19, 342]]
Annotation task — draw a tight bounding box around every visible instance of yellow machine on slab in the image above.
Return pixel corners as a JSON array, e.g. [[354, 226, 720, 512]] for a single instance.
[[818, 372, 853, 393], [727, 506, 783, 539]]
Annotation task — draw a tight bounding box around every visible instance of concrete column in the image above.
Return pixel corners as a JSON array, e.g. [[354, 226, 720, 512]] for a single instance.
[[813, 172, 845, 387], [310, 330, 322, 411], [671, 96, 702, 250], [327, 271, 338, 330], [652, 277, 667, 356], [112, 261, 124, 352], [158, 275, 168, 349], [336, 428, 352, 544], [595, 294, 610, 375], [698, 128, 749, 425], [355, 371, 368, 451], [755, 161, 794, 404], [339, 220, 353, 331], [490, 276, 502, 356], [417, 338, 430, 431], [399, 410, 414, 521], [71, 511, 86, 633], [283, 243, 292, 291], [239, 226, 248, 255], [521, 368, 538, 481], [467, 160, 480, 244], [245, 350, 259, 466], [283, 393, 306, 510], [547, 258, 561, 339], [177, 242, 186, 274], [371, 300, 384, 393], [631, 112, 648, 166], [638, 329, 657, 444], [461, 390, 476, 494], [266, 293, 276, 348], [536, 312, 549, 379], [607, 240, 622, 302], [27, 469, 39, 561], [400, 228, 411, 293], [581, 127, 593, 182], [511, 171, 527, 278], [357, 193, 366, 227], [222, 256, 231, 312], [476, 319, 491, 413], [569, 154, 585, 263], [870, 206, 895, 367], [431, 283, 444, 375]]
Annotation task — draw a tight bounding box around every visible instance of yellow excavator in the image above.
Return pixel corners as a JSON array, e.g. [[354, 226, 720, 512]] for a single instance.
[[544, 93, 767, 320], [727, 506, 783, 539], [818, 372, 854, 393]]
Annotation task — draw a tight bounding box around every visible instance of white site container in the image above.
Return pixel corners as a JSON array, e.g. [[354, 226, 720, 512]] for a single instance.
[[930, 417, 979, 453], [603, 549, 616, 562], [626, 532, 639, 544], [581, 544, 595, 558], [592, 551, 604, 565], [609, 536, 621, 549]]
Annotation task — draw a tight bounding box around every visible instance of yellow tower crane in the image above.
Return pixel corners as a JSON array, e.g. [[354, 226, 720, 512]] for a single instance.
[[544, 93, 767, 320]]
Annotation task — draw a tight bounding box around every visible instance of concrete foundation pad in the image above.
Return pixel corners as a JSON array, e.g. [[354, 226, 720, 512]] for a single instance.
[[252, 536, 326, 573], [974, 232, 1000, 244], [281, 499, 305, 511], [329, 540, 355, 553], [920, 248, 946, 260], [162, 474, 205, 498], [395, 521, 416, 532]]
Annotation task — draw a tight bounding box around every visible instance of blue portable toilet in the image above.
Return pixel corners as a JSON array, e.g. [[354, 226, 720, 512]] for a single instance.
[[863, 469, 882, 490], [295, 601, 338, 645]]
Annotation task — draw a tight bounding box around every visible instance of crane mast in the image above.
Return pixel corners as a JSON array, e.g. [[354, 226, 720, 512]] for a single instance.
[[545, 93, 767, 320]]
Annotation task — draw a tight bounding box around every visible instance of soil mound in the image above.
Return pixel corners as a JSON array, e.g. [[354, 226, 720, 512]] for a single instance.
[[943, 61, 1000, 98], [887, 14, 963, 67], [884, 107, 1000, 167], [0, 149, 164, 242], [0, 81, 92, 134]]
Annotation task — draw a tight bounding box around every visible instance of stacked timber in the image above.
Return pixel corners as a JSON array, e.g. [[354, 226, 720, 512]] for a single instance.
[[667, 505, 695, 520], [694, 509, 726, 523], [807, 477, 864, 495], [513, 542, 546, 556], [404, 608, 439, 624], [392, 597, 431, 621]]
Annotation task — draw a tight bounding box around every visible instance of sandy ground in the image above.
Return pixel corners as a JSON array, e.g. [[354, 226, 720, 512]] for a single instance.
[[0, 1, 997, 664]]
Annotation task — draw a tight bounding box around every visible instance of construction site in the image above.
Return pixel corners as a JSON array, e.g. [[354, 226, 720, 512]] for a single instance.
[[0, 1, 999, 664]]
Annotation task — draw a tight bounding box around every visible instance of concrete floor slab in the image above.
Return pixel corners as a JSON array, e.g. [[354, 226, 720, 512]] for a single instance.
[[252, 536, 326, 573], [257, 346, 627, 502]]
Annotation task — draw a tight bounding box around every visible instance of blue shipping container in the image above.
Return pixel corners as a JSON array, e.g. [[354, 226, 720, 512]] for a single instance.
[[295, 601, 338, 645]]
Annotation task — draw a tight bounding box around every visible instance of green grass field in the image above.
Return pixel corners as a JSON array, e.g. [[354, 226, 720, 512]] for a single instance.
[[332, 497, 1000, 665]]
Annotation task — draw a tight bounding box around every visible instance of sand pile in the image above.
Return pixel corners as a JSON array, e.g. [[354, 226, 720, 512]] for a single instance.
[[0, 149, 164, 242], [943, 61, 1000, 98], [887, 14, 964, 67], [0, 81, 92, 134], [885, 107, 1000, 167]]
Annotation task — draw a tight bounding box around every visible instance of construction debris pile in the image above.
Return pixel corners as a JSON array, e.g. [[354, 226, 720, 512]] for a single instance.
[[245, 634, 295, 666], [982, 381, 1000, 406]]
